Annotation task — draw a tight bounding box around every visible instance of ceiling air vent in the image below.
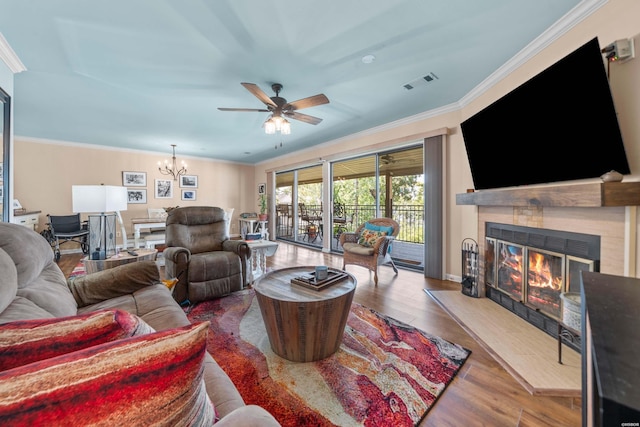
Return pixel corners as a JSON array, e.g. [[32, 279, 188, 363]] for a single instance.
[[403, 72, 439, 90]]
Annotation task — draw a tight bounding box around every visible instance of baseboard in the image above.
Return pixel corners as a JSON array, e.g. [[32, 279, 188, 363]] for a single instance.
[[445, 273, 461, 283]]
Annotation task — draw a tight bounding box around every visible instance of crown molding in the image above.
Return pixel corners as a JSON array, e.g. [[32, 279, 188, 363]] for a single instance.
[[0, 33, 26, 73]]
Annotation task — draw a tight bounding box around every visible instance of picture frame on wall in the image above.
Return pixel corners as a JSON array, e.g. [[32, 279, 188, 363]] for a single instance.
[[258, 183, 266, 195], [127, 189, 147, 204], [180, 175, 198, 188], [181, 189, 196, 201], [122, 171, 146, 187], [155, 179, 173, 199]]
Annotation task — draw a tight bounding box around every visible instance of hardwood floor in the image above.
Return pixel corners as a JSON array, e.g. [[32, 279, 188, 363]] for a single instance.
[[58, 242, 581, 426]]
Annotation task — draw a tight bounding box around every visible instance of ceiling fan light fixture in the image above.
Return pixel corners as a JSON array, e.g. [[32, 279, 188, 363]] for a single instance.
[[264, 113, 290, 135], [272, 114, 284, 131], [221, 82, 328, 135], [264, 117, 276, 134], [281, 119, 291, 135]]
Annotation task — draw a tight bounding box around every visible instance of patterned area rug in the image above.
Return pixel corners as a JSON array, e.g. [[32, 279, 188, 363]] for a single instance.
[[185, 289, 471, 426], [68, 262, 86, 279]]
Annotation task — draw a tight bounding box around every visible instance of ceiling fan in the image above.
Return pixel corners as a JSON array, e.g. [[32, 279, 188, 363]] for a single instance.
[[218, 83, 329, 133]]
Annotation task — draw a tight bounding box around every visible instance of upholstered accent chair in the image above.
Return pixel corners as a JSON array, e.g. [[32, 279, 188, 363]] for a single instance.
[[339, 218, 399, 285], [163, 207, 250, 304]]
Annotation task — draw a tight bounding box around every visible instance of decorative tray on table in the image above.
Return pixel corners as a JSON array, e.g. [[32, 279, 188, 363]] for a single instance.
[[291, 270, 349, 291]]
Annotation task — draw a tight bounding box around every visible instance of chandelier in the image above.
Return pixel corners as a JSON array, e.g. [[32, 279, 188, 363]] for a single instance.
[[264, 113, 291, 135], [158, 144, 187, 181]]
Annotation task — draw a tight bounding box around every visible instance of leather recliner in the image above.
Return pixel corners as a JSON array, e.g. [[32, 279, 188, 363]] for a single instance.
[[163, 206, 250, 304]]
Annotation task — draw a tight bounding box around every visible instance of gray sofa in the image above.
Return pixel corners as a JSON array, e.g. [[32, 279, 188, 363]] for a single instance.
[[0, 222, 279, 426]]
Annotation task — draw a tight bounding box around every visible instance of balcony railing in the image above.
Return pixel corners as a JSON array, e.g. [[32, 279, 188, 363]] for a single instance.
[[275, 203, 424, 244]]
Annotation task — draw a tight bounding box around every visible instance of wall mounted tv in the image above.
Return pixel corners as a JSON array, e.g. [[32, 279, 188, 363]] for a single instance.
[[461, 37, 630, 190]]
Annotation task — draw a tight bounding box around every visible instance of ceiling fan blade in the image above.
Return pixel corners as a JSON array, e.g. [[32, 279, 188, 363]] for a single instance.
[[218, 107, 270, 112], [241, 82, 277, 108], [285, 94, 329, 111], [285, 111, 323, 125]]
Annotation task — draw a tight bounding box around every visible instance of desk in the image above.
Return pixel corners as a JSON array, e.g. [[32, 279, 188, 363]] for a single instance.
[[83, 248, 158, 274], [245, 240, 279, 283], [131, 218, 166, 248], [239, 217, 268, 240]]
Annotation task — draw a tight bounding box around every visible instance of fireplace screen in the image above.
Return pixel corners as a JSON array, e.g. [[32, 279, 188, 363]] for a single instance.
[[526, 248, 564, 318], [497, 241, 523, 300], [485, 238, 496, 286], [485, 223, 600, 323], [566, 256, 595, 293]]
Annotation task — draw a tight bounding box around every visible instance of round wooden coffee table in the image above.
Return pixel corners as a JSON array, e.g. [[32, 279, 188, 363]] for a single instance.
[[254, 266, 356, 362]]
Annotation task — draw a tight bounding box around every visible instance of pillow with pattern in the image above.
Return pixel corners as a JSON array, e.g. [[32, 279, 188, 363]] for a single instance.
[[0, 309, 155, 371], [0, 321, 216, 426], [358, 229, 388, 247]]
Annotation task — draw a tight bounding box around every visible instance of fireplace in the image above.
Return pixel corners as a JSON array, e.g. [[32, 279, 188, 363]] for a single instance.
[[484, 223, 599, 348]]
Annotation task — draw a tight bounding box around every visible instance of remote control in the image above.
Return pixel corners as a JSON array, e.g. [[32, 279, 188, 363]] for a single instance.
[[127, 250, 138, 256]]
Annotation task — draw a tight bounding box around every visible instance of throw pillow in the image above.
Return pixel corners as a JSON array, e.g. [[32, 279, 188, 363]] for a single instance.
[[0, 321, 216, 426], [364, 221, 395, 236], [0, 309, 155, 371], [358, 229, 388, 247], [363, 222, 394, 253]]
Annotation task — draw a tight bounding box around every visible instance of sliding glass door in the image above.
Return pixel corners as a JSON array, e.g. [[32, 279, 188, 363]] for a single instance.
[[275, 144, 425, 270], [331, 145, 424, 269], [275, 165, 323, 248], [331, 155, 377, 251]]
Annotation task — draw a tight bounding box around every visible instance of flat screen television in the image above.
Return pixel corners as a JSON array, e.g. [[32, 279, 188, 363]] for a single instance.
[[461, 37, 630, 190]]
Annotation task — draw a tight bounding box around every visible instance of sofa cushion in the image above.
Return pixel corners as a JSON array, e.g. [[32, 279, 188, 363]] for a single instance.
[[77, 284, 191, 331], [0, 248, 17, 314], [0, 321, 216, 426], [0, 309, 154, 371], [0, 224, 77, 318], [342, 242, 375, 256]]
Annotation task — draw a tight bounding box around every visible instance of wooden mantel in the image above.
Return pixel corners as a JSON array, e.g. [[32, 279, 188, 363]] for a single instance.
[[456, 182, 640, 207]]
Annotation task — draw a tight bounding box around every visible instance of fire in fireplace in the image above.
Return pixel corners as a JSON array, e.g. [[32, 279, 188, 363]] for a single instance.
[[496, 241, 523, 300], [526, 248, 564, 318], [485, 223, 599, 325]]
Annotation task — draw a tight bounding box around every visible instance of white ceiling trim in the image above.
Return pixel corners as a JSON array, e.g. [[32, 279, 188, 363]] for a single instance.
[[14, 136, 245, 166], [0, 33, 26, 73]]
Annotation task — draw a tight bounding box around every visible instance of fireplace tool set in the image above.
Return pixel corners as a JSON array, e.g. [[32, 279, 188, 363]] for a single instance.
[[461, 238, 479, 297]]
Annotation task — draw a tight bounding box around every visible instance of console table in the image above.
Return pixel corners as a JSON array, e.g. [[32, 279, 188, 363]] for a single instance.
[[11, 210, 41, 231]]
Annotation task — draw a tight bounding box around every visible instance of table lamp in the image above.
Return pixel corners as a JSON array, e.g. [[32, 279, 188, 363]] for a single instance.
[[72, 185, 127, 260]]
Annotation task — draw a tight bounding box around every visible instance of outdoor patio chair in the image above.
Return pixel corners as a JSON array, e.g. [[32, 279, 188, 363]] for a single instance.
[[299, 203, 322, 242], [333, 202, 353, 241], [339, 217, 399, 285]]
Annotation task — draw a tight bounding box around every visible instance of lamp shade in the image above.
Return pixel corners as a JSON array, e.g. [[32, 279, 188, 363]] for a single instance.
[[72, 185, 128, 213]]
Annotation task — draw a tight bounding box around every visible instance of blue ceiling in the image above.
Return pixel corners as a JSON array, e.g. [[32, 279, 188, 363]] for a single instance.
[[0, 0, 585, 163]]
